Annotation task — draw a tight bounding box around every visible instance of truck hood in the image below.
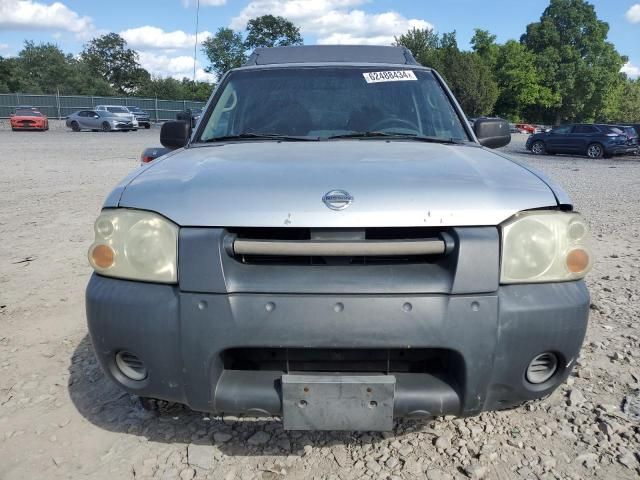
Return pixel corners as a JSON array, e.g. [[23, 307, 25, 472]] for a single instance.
[[115, 141, 558, 227]]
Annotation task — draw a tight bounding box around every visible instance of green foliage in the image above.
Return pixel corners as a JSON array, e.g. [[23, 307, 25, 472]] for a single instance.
[[606, 79, 640, 123], [245, 15, 303, 49], [0, 56, 22, 93], [201, 28, 247, 79], [396, 29, 498, 117], [137, 76, 212, 102], [521, 0, 627, 123], [493, 40, 556, 119], [394, 28, 438, 60], [80, 33, 150, 94], [471, 29, 500, 70], [202, 16, 303, 78]]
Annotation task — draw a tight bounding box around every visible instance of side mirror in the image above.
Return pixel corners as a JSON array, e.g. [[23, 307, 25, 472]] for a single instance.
[[161, 121, 190, 150], [474, 118, 511, 149]]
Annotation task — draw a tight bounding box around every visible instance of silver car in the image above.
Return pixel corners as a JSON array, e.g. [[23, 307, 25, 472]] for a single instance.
[[95, 105, 138, 129], [86, 45, 592, 431], [66, 110, 135, 132]]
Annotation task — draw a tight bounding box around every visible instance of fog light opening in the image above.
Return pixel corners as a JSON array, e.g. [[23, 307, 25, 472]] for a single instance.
[[525, 352, 558, 384], [115, 351, 147, 381]]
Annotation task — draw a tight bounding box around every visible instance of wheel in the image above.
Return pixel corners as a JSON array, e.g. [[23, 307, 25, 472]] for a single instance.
[[586, 143, 603, 159], [101, 121, 111, 132], [531, 140, 546, 155], [144, 124, 150, 129], [70, 121, 81, 132], [91, 129, 99, 132]]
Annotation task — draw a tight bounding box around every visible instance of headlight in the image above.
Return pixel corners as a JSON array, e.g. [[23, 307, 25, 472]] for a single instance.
[[88, 209, 178, 283], [500, 211, 592, 284]]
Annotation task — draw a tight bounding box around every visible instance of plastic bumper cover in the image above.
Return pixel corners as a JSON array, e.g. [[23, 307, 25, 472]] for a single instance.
[[86, 275, 589, 417]]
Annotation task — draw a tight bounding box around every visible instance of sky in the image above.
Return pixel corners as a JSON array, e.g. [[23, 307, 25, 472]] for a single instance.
[[0, 0, 639, 82]]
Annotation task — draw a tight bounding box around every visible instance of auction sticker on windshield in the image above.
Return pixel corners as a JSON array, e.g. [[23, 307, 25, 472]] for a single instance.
[[363, 70, 417, 83]]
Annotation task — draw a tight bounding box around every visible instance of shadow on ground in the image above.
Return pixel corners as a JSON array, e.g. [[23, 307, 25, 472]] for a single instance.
[[68, 335, 421, 455]]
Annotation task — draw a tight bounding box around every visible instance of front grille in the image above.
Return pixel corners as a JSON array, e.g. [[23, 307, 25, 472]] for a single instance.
[[222, 348, 463, 375], [227, 227, 451, 266]]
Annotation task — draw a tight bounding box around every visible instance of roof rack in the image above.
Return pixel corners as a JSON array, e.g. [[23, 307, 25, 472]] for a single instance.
[[244, 45, 419, 67]]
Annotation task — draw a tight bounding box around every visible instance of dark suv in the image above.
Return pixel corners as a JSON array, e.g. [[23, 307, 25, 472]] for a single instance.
[[526, 123, 630, 158]]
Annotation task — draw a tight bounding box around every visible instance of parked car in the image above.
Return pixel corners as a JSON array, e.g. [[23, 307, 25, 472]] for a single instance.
[[95, 105, 138, 129], [526, 123, 631, 158], [515, 123, 539, 134], [10, 109, 48, 131], [509, 123, 519, 133], [612, 125, 639, 154], [126, 106, 151, 129], [176, 108, 202, 128], [86, 45, 591, 431], [66, 110, 135, 132]]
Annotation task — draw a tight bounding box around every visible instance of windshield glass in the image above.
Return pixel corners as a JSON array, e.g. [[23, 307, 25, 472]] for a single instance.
[[106, 106, 128, 113], [198, 67, 469, 142]]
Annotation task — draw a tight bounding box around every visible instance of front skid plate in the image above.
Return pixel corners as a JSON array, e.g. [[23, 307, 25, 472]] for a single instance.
[[282, 374, 395, 431]]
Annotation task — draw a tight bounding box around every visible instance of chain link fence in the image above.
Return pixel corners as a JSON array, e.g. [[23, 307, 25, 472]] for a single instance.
[[0, 93, 206, 121]]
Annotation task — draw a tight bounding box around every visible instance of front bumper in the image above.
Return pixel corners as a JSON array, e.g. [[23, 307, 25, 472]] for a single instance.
[[11, 123, 46, 130], [86, 274, 589, 419]]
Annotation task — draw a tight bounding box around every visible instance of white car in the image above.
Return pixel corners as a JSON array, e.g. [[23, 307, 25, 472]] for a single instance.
[[95, 105, 138, 129]]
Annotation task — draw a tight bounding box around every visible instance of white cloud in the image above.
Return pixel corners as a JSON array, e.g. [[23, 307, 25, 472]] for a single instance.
[[121, 26, 212, 50], [0, 0, 93, 33], [621, 62, 640, 79], [230, 0, 432, 45], [182, 0, 226, 6], [138, 51, 215, 82], [0, 42, 8, 50], [626, 4, 640, 23]]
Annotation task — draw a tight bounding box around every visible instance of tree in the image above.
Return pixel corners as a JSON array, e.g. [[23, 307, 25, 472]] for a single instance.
[[471, 29, 499, 70], [493, 40, 555, 120], [180, 78, 213, 101], [0, 56, 21, 93], [521, 0, 626, 123], [14, 41, 74, 93], [607, 78, 640, 123], [201, 28, 246, 79], [81, 33, 149, 94], [245, 15, 303, 49], [397, 29, 498, 117]]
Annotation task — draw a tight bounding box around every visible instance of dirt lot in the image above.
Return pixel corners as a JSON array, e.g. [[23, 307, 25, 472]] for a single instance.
[[0, 126, 639, 480]]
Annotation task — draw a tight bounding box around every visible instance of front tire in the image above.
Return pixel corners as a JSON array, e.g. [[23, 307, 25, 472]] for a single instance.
[[101, 122, 111, 132], [70, 121, 81, 132], [531, 140, 546, 155], [586, 143, 603, 159], [144, 124, 150, 129]]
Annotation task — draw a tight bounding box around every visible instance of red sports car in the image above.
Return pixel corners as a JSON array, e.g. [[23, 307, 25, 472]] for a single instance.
[[10, 109, 49, 131]]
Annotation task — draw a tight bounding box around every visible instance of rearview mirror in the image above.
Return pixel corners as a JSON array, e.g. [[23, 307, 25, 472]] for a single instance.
[[474, 118, 511, 149], [160, 121, 191, 150]]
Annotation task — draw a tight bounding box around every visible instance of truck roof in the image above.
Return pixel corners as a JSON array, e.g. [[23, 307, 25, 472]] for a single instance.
[[244, 45, 419, 67]]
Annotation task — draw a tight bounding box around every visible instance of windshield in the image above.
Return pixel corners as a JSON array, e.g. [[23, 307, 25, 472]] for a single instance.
[[198, 67, 469, 142], [106, 106, 128, 113]]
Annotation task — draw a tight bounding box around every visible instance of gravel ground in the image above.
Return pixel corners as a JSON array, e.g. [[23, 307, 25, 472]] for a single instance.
[[0, 127, 639, 480]]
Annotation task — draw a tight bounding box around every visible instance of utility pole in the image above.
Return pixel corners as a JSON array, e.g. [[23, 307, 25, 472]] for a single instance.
[[192, 0, 200, 90]]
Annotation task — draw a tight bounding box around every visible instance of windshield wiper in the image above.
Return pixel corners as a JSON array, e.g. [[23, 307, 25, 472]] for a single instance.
[[327, 131, 464, 144], [203, 132, 318, 142]]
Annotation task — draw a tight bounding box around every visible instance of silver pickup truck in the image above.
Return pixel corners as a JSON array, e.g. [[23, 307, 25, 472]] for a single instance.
[[86, 45, 591, 431]]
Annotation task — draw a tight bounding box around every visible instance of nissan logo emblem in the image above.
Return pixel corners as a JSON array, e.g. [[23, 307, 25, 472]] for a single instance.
[[322, 190, 354, 210]]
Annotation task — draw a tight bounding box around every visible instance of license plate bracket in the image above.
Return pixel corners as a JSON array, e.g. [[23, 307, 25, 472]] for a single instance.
[[281, 374, 395, 431]]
